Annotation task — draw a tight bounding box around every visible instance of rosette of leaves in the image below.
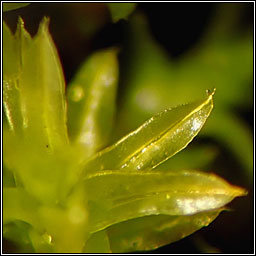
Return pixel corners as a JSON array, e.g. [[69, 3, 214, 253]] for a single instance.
[[3, 17, 246, 253]]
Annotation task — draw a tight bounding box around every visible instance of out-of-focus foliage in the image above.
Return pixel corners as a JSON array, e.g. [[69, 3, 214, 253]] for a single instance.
[[115, 8, 253, 182], [67, 48, 119, 157], [3, 3, 30, 12], [3, 3, 252, 254], [107, 3, 136, 22]]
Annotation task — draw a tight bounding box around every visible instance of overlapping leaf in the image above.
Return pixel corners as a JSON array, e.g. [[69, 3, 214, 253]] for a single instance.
[[106, 210, 222, 253], [84, 170, 246, 233], [3, 17, 68, 149], [3, 18, 80, 204]]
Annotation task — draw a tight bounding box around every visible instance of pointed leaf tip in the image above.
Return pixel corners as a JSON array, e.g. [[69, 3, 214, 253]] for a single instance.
[[206, 88, 216, 98], [84, 169, 246, 233], [83, 92, 214, 175], [38, 17, 51, 35], [17, 16, 24, 27]]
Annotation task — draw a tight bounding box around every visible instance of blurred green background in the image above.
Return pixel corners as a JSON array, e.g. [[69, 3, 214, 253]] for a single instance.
[[3, 2, 253, 253]]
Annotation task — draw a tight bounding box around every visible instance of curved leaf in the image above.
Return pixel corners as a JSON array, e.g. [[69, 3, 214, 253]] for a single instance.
[[84, 169, 246, 232], [67, 48, 119, 157], [106, 210, 222, 253], [84, 210, 221, 253], [83, 91, 214, 176]]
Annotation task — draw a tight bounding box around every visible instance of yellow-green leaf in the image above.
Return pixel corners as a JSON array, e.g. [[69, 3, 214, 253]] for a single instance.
[[84, 169, 246, 232], [106, 210, 222, 253], [3, 18, 68, 149], [67, 48, 119, 157], [18, 17, 68, 148], [3, 19, 32, 134], [3, 21, 19, 77], [83, 91, 214, 176]]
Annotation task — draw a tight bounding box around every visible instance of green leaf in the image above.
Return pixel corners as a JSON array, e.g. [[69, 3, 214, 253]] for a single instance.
[[106, 210, 222, 253], [83, 91, 214, 176], [107, 3, 136, 22], [3, 3, 30, 12], [3, 18, 83, 204], [3, 19, 32, 134], [84, 210, 222, 253], [67, 48, 119, 157], [3, 21, 19, 77], [18, 17, 69, 149], [3, 18, 69, 149], [84, 170, 246, 232]]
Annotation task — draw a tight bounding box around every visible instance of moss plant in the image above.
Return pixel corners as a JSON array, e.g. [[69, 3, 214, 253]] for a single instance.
[[3, 17, 247, 253]]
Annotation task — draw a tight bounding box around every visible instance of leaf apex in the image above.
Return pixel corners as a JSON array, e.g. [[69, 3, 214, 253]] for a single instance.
[[17, 16, 25, 27], [226, 183, 248, 198], [38, 16, 51, 35], [206, 88, 216, 98]]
